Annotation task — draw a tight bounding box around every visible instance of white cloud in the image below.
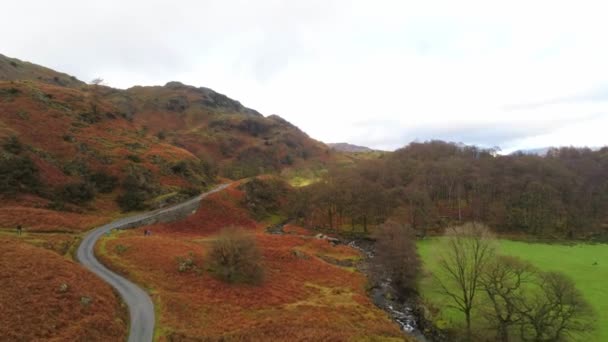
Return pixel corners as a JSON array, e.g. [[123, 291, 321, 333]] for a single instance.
[[2, 0, 607, 150]]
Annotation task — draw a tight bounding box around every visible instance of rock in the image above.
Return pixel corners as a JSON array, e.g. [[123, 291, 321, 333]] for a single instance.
[[80, 296, 92, 307], [57, 283, 69, 293], [317, 255, 355, 267], [292, 249, 310, 260], [314, 233, 341, 245], [326, 237, 340, 245]]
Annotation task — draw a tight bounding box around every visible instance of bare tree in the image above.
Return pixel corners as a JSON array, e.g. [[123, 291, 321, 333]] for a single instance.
[[372, 221, 420, 296], [436, 222, 496, 340], [480, 255, 537, 342], [89, 78, 104, 114], [90, 77, 104, 86], [518, 271, 595, 342]]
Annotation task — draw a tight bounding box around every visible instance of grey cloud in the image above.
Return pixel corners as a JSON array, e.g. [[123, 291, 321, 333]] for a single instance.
[[350, 113, 605, 150], [504, 84, 608, 111]]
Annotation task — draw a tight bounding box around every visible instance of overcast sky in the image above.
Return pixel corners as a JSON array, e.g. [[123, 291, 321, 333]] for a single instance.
[[3, 1, 608, 152]]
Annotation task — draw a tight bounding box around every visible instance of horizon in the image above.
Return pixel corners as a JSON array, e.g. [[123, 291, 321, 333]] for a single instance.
[[3, 1, 607, 153]]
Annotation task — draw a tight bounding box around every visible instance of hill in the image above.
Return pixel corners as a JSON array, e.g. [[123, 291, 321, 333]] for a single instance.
[[0, 53, 333, 219], [0, 54, 84, 88], [107, 81, 330, 178], [328, 142, 373, 153]]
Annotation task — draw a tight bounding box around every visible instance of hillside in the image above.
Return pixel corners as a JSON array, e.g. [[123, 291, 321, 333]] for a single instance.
[[0, 53, 333, 220], [0, 237, 127, 341], [105, 81, 330, 178], [328, 142, 373, 153], [0, 54, 84, 88]]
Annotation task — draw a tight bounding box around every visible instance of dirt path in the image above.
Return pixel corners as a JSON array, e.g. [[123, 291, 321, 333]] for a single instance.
[[76, 184, 231, 342]]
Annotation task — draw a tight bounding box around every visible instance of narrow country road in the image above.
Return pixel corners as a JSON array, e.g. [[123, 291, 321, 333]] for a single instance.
[[77, 183, 231, 342]]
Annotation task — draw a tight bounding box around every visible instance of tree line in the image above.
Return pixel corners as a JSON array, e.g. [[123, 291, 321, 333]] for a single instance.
[[290, 141, 608, 239]]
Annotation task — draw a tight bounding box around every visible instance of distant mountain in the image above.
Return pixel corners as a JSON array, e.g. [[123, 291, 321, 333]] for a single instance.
[[328, 142, 373, 153]]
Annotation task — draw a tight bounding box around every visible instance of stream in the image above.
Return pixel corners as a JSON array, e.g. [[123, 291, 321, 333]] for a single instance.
[[347, 240, 430, 342], [267, 223, 438, 341]]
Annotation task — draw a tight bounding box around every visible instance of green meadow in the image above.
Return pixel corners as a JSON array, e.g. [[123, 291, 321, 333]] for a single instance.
[[417, 239, 608, 341]]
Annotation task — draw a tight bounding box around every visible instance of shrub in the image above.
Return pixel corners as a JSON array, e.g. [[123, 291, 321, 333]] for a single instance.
[[59, 182, 96, 204], [177, 252, 201, 274], [178, 187, 200, 198], [116, 190, 147, 211], [0, 155, 41, 194], [240, 178, 288, 220], [237, 118, 272, 137], [88, 171, 118, 193], [3, 136, 23, 154], [78, 111, 102, 124], [207, 227, 264, 284], [115, 245, 129, 255], [126, 154, 142, 163]]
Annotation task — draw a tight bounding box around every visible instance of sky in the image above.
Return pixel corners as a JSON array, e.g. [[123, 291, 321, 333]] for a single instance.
[[2, 1, 608, 152]]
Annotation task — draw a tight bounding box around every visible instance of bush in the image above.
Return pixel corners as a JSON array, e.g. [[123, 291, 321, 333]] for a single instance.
[[116, 166, 160, 211], [59, 182, 96, 204], [88, 171, 118, 193], [207, 227, 264, 284], [177, 252, 202, 274], [126, 154, 142, 163], [3, 136, 23, 154], [178, 187, 200, 198], [0, 155, 41, 194], [240, 178, 288, 220], [116, 190, 147, 211]]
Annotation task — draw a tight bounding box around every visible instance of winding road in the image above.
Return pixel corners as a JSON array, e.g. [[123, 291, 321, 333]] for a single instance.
[[77, 184, 231, 342]]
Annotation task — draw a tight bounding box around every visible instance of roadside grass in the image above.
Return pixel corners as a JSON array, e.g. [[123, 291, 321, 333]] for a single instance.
[[417, 238, 608, 341]]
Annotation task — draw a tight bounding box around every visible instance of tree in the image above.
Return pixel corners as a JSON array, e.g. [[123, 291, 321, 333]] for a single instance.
[[372, 221, 420, 296], [518, 271, 595, 342], [479, 255, 537, 342], [90, 78, 104, 86], [240, 178, 288, 220], [89, 77, 104, 114], [207, 227, 264, 284], [436, 222, 496, 340]]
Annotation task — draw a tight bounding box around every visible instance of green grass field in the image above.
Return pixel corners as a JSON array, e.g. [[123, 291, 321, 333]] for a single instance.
[[417, 239, 608, 341]]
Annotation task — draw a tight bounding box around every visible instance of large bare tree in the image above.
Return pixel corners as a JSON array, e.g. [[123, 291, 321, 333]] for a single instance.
[[436, 222, 496, 340], [479, 255, 537, 342]]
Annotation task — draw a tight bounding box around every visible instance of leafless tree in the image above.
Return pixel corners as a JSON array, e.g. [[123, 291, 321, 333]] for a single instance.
[[436, 222, 496, 340], [373, 221, 420, 296], [517, 271, 595, 342], [479, 255, 537, 342], [90, 77, 104, 86]]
